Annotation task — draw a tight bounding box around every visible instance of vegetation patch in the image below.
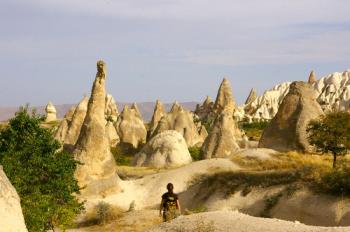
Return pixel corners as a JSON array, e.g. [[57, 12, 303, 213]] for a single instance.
[[188, 146, 203, 161], [111, 142, 144, 166], [232, 151, 350, 197], [78, 202, 123, 227], [239, 120, 270, 141], [0, 107, 83, 232], [261, 191, 284, 218]]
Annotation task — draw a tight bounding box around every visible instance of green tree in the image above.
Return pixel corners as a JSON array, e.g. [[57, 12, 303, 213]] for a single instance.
[[307, 111, 350, 168], [0, 107, 84, 232]]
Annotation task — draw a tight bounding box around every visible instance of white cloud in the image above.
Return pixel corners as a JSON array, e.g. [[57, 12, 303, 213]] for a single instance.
[[21, 0, 350, 25]]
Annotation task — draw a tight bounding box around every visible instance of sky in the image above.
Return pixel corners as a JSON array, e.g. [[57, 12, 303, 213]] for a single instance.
[[1, 0, 350, 106]]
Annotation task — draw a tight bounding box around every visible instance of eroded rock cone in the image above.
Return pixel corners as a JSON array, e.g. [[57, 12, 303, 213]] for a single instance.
[[105, 94, 119, 122], [64, 97, 89, 150], [106, 120, 120, 147], [54, 106, 76, 142], [0, 166, 28, 232], [133, 130, 192, 168], [245, 88, 258, 105], [45, 101, 57, 122], [259, 81, 324, 152], [308, 70, 317, 84], [131, 102, 142, 119], [149, 100, 165, 136], [213, 78, 236, 114], [73, 60, 119, 195], [194, 96, 214, 121], [202, 112, 244, 159], [115, 105, 147, 148], [154, 101, 204, 147]]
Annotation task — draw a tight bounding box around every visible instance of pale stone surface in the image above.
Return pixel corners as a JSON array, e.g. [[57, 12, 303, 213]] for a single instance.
[[106, 121, 120, 147], [251, 82, 291, 121], [131, 102, 142, 119], [194, 96, 214, 120], [153, 101, 204, 147], [308, 70, 317, 84], [315, 70, 350, 112], [198, 125, 208, 142], [245, 88, 258, 105], [242, 70, 350, 121], [259, 81, 324, 152], [115, 105, 147, 148], [133, 130, 192, 168], [105, 94, 119, 122], [64, 97, 89, 149], [213, 78, 236, 114], [73, 60, 119, 196], [0, 166, 28, 232], [148, 100, 165, 137], [54, 106, 76, 142], [202, 112, 245, 159], [56, 94, 119, 149], [45, 101, 57, 122]]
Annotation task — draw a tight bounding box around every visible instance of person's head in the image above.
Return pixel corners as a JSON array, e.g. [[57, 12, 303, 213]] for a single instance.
[[167, 183, 174, 193]]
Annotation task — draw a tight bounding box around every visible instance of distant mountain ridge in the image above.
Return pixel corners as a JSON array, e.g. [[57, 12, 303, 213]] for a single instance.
[[0, 102, 199, 122]]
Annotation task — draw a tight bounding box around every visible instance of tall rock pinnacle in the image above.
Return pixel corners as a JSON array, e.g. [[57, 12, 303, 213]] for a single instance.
[[73, 60, 119, 195], [213, 77, 236, 114]]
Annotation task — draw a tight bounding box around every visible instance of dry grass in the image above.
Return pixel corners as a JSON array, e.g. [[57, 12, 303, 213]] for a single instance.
[[70, 210, 162, 232], [232, 151, 334, 172], [78, 202, 124, 227]]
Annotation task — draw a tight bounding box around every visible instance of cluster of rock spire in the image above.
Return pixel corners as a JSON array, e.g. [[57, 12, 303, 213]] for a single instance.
[[48, 61, 350, 195]]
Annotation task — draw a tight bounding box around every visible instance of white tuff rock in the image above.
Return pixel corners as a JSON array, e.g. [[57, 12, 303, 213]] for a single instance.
[[133, 130, 192, 168]]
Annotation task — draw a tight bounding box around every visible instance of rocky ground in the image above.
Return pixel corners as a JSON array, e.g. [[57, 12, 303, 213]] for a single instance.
[[148, 210, 350, 232]]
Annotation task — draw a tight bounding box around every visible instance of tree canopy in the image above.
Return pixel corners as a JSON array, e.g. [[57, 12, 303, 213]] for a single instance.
[[307, 111, 350, 168], [0, 107, 84, 232]]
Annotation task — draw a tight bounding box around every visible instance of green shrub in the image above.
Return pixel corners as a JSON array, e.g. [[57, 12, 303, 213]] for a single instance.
[[96, 202, 113, 225], [0, 106, 84, 232], [319, 166, 350, 196], [240, 121, 270, 141], [111, 142, 144, 166], [188, 146, 202, 161]]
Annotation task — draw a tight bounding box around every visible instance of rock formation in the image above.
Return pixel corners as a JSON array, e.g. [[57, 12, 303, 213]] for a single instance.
[[149, 100, 165, 137], [154, 101, 204, 147], [315, 70, 350, 112], [213, 78, 236, 114], [308, 70, 317, 84], [259, 81, 324, 152], [115, 105, 147, 148], [131, 102, 142, 119], [250, 82, 291, 121], [73, 60, 119, 195], [45, 101, 57, 122], [245, 88, 258, 105], [202, 112, 245, 159], [133, 130, 192, 168], [54, 106, 76, 142], [241, 70, 350, 121], [105, 94, 119, 122], [194, 96, 214, 120], [106, 121, 120, 147], [63, 97, 89, 149], [0, 166, 28, 232]]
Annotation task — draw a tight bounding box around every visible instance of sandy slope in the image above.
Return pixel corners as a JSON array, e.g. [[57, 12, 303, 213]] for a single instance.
[[83, 159, 240, 212], [148, 210, 350, 232]]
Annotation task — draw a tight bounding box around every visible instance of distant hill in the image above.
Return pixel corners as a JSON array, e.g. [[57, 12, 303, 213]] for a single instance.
[[0, 102, 199, 122]]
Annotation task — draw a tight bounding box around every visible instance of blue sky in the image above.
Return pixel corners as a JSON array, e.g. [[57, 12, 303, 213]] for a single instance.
[[1, 0, 350, 106]]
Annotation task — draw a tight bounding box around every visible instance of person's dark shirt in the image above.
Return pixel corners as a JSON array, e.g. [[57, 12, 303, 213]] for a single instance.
[[162, 192, 178, 209]]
